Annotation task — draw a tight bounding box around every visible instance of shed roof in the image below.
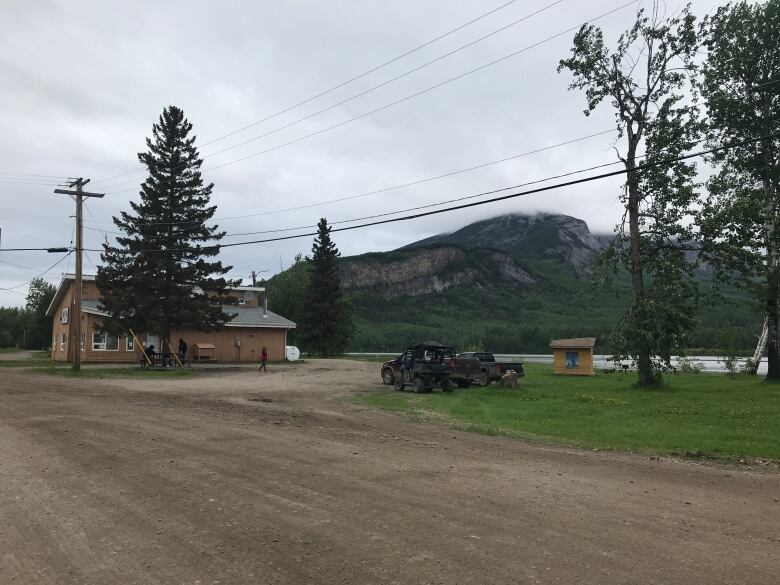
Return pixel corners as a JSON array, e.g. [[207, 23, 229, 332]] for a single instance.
[[550, 337, 596, 349]]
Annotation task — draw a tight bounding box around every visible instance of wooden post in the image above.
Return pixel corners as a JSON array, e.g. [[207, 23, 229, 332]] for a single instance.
[[54, 179, 104, 371]]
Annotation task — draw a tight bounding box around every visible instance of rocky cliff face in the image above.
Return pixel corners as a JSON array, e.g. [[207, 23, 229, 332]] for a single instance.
[[405, 213, 607, 276], [340, 246, 534, 298]]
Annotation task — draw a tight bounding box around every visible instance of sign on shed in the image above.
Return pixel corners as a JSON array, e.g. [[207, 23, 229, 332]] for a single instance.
[[550, 337, 596, 376]]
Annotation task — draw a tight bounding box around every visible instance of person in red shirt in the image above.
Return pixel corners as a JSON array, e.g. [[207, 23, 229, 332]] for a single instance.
[[258, 347, 268, 373]]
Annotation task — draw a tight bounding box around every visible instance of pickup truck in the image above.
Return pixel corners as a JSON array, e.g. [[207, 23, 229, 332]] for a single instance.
[[452, 352, 524, 387], [381, 342, 455, 393]]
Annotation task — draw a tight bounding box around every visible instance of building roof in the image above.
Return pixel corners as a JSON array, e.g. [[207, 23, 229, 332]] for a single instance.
[[550, 337, 596, 349], [79, 299, 296, 329], [46, 274, 293, 329], [45, 273, 96, 317]]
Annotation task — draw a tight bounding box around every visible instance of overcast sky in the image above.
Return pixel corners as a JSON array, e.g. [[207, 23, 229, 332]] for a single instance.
[[0, 0, 726, 307]]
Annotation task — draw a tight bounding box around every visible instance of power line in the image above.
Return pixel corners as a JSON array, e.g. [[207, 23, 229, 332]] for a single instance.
[[82, 132, 777, 254], [0, 178, 61, 186], [101, 1, 636, 195], [90, 0, 524, 186], [200, 0, 567, 161], [0, 252, 73, 292], [0, 171, 72, 180], [222, 158, 627, 238], [84, 128, 616, 232], [10, 133, 774, 257]]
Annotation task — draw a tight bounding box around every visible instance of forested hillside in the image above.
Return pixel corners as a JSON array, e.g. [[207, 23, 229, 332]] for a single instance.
[[266, 213, 763, 354]]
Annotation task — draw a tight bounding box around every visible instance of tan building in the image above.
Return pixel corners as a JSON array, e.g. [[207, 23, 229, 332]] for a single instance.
[[46, 274, 296, 363], [550, 337, 596, 376]]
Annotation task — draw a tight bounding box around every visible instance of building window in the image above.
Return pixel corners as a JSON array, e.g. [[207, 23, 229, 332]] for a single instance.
[[92, 332, 119, 351], [61, 307, 69, 324], [565, 351, 580, 369], [80, 334, 85, 351], [238, 297, 246, 305], [60, 333, 66, 351], [126, 336, 134, 351]]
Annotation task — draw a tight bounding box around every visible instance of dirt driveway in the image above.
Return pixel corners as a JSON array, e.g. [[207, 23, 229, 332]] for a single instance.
[[1, 359, 778, 584]]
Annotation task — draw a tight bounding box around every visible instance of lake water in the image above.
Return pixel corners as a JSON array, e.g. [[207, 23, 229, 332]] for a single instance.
[[499, 354, 768, 375], [347, 353, 768, 375]]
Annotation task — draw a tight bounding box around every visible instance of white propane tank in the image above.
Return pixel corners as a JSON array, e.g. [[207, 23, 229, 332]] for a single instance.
[[285, 346, 301, 361]]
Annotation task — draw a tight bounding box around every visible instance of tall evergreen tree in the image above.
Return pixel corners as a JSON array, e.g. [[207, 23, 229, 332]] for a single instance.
[[698, 0, 780, 380], [97, 106, 235, 349], [558, 2, 701, 385], [297, 219, 352, 357]]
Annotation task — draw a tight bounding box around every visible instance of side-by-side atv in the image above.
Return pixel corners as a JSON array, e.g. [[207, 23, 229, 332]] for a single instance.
[[392, 342, 455, 393]]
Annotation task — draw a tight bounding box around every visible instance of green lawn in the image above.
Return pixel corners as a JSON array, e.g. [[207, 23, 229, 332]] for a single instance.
[[353, 363, 780, 461]]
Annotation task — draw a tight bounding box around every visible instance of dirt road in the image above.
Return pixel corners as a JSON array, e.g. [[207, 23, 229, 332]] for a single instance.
[[1, 360, 778, 584]]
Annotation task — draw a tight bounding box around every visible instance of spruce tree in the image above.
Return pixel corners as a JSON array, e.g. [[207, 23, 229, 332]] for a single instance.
[[97, 106, 235, 349], [297, 219, 352, 357]]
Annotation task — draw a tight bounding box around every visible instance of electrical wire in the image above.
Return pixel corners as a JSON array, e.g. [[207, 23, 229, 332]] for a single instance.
[[84, 128, 616, 232], [91, 0, 525, 186], [0, 171, 72, 180], [200, 0, 567, 161], [81, 132, 777, 254], [7, 133, 775, 256], [101, 0, 636, 195], [0, 251, 73, 291]]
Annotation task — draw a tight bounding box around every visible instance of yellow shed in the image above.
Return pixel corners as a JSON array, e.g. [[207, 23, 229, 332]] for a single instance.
[[551, 337, 596, 375]]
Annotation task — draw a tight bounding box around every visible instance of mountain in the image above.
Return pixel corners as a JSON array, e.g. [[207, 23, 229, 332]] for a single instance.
[[402, 213, 611, 277], [266, 213, 761, 354]]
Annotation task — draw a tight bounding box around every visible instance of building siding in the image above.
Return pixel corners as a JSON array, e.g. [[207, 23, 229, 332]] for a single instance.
[[49, 280, 291, 363], [552, 348, 594, 375]]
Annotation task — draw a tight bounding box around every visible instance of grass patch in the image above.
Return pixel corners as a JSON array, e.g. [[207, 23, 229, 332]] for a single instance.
[[353, 363, 780, 461], [0, 360, 58, 368]]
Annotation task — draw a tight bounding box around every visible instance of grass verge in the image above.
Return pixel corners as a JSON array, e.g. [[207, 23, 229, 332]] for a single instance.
[[352, 363, 780, 461]]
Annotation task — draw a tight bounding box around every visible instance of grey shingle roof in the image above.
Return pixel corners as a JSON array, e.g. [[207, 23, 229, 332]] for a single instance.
[[81, 299, 296, 329]]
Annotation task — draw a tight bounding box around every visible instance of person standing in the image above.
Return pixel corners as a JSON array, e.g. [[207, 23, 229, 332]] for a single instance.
[[178, 338, 187, 360], [258, 346, 268, 373]]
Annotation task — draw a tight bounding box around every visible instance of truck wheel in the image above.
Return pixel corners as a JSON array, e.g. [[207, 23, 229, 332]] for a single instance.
[[394, 376, 405, 392], [478, 371, 490, 387], [382, 368, 395, 385], [414, 377, 426, 394]]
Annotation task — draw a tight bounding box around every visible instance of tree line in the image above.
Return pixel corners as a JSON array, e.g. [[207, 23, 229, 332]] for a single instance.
[[557, 0, 780, 385], [0, 279, 55, 349], [4, 1, 776, 386]]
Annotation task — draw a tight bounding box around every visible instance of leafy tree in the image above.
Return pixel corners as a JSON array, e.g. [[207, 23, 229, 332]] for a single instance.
[[558, 2, 701, 385], [297, 219, 352, 356], [25, 278, 56, 349], [97, 106, 235, 349], [265, 253, 309, 344], [698, 0, 780, 379]]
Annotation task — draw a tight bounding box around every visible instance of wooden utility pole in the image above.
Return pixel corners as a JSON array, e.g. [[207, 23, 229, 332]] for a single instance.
[[54, 178, 104, 371]]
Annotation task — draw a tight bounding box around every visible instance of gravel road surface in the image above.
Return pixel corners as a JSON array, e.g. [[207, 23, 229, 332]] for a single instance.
[[1, 359, 778, 584]]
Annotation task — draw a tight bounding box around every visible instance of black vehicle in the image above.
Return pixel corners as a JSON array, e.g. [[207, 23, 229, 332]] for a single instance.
[[392, 341, 455, 393], [454, 352, 525, 386]]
